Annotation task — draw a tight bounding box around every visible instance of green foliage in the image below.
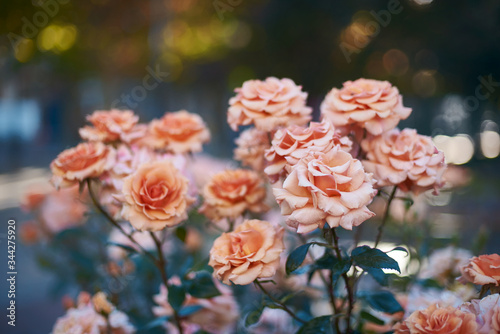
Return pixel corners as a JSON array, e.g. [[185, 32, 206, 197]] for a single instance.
[[351, 246, 401, 272], [362, 290, 404, 314], [167, 284, 186, 311], [175, 226, 187, 243], [286, 243, 313, 275], [297, 316, 334, 334], [360, 310, 385, 326], [183, 271, 221, 299]]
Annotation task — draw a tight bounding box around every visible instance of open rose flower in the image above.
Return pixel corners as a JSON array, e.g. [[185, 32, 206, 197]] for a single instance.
[[361, 128, 446, 195], [116, 161, 194, 231], [321, 78, 411, 136], [273, 147, 376, 233], [460, 294, 500, 334], [264, 120, 352, 183], [459, 254, 500, 286], [199, 169, 268, 223], [79, 109, 144, 143], [394, 304, 478, 334], [145, 110, 210, 153], [228, 77, 312, 132], [50, 142, 116, 188], [209, 219, 284, 285], [419, 246, 473, 285], [234, 127, 270, 172]]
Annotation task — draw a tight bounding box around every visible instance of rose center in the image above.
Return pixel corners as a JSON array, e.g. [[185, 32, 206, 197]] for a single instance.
[[230, 230, 263, 256]]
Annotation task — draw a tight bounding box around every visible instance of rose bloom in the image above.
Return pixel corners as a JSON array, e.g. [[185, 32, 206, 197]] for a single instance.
[[116, 161, 194, 231], [145, 110, 210, 153], [273, 147, 376, 233], [79, 109, 144, 143], [153, 278, 239, 334], [320, 78, 412, 136], [20, 182, 52, 212], [234, 127, 270, 172], [228, 77, 312, 132], [361, 128, 446, 195], [459, 254, 500, 286], [199, 169, 268, 223], [209, 219, 284, 285], [460, 294, 500, 334], [419, 246, 473, 285], [404, 286, 466, 318], [51, 142, 116, 188], [264, 120, 353, 183], [394, 304, 478, 334]]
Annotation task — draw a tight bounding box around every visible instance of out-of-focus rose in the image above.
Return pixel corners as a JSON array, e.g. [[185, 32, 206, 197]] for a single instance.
[[394, 304, 478, 334], [459, 254, 500, 286], [199, 169, 268, 223], [92, 292, 113, 315], [209, 219, 284, 285], [273, 147, 376, 233], [153, 278, 239, 334], [264, 120, 353, 182], [187, 155, 236, 191], [79, 109, 143, 143], [419, 246, 473, 285], [442, 165, 472, 190], [404, 286, 466, 318], [320, 78, 411, 136], [361, 128, 446, 195], [184, 227, 203, 253], [460, 294, 500, 334], [145, 110, 210, 153], [51, 142, 116, 188], [21, 183, 52, 212], [228, 77, 312, 132], [116, 161, 194, 231], [234, 128, 270, 172], [19, 221, 40, 245]]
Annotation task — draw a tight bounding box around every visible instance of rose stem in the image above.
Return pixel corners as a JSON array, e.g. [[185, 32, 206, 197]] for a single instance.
[[253, 280, 306, 324], [374, 185, 398, 248], [150, 232, 184, 334]]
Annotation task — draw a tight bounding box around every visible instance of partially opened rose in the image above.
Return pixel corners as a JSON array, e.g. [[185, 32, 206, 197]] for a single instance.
[[361, 128, 446, 195], [264, 120, 352, 182], [273, 147, 376, 233], [50, 142, 116, 188], [116, 161, 194, 231], [321, 78, 411, 136], [228, 77, 312, 132], [459, 254, 500, 286], [199, 169, 268, 222], [145, 110, 210, 153], [79, 109, 144, 143], [234, 127, 270, 172], [209, 219, 284, 285], [460, 294, 500, 334], [394, 304, 478, 334]]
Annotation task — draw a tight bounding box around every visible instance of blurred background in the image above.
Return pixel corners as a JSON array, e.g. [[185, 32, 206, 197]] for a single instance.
[[0, 0, 499, 332]]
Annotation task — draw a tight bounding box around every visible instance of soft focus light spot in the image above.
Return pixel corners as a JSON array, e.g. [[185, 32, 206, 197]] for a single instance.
[[433, 134, 474, 165], [412, 70, 436, 97], [38, 24, 77, 53], [413, 0, 433, 5], [481, 130, 500, 159], [383, 49, 409, 76], [14, 38, 34, 62]]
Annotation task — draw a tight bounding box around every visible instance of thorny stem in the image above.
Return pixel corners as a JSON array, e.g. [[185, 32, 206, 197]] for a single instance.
[[254, 280, 306, 324], [374, 186, 398, 248]]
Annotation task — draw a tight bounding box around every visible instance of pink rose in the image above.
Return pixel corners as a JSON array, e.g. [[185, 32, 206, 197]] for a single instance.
[[459, 254, 500, 286], [234, 127, 270, 172], [79, 109, 144, 143], [460, 294, 500, 334]]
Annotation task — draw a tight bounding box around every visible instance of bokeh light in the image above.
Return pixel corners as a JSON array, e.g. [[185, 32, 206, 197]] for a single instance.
[[433, 134, 474, 165]]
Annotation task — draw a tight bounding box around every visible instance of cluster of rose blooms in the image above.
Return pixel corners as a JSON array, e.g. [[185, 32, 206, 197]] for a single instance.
[[21, 77, 500, 333]]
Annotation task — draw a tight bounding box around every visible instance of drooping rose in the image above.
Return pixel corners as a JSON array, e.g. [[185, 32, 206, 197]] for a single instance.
[[394, 304, 478, 334], [419, 246, 473, 285], [460, 294, 500, 334], [234, 127, 270, 172], [321, 78, 411, 136], [79, 109, 144, 143], [361, 128, 446, 195], [209, 219, 284, 285], [459, 254, 500, 286], [116, 161, 194, 231], [273, 147, 376, 233], [264, 120, 353, 182], [228, 77, 312, 132], [144, 110, 210, 153], [50, 142, 116, 188], [199, 169, 268, 223]]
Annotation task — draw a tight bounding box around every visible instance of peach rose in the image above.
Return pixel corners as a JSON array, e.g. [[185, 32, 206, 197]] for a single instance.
[[79, 109, 144, 143], [199, 169, 268, 222], [116, 161, 194, 231], [460, 294, 500, 334], [394, 304, 478, 334], [234, 127, 270, 172], [361, 128, 446, 195], [273, 147, 376, 233], [50, 142, 116, 188], [209, 219, 284, 285], [459, 254, 500, 286], [228, 77, 312, 132], [321, 78, 412, 136], [145, 110, 210, 153], [419, 246, 473, 285], [264, 120, 353, 182]]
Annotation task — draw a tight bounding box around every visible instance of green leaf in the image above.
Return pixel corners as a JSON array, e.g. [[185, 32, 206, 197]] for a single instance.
[[175, 226, 187, 242], [140, 316, 170, 331], [106, 241, 138, 254], [385, 246, 409, 256], [363, 290, 404, 314], [351, 246, 400, 272], [178, 305, 203, 317], [297, 316, 334, 334], [364, 267, 389, 286], [331, 257, 352, 284], [184, 271, 221, 299], [168, 284, 186, 311], [360, 310, 385, 326], [286, 243, 313, 275], [245, 308, 264, 327]]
